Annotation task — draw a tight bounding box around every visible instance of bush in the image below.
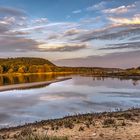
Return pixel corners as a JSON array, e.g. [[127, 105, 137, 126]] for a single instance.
[[103, 118, 116, 126]]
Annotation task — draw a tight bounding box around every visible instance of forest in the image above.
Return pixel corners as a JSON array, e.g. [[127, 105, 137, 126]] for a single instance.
[[0, 57, 55, 74], [0, 57, 140, 76]]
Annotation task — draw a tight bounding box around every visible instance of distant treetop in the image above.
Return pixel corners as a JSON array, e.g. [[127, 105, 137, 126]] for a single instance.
[[0, 57, 55, 66]]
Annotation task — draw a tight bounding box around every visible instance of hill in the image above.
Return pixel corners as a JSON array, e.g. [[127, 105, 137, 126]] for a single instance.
[[0, 57, 55, 66], [0, 57, 56, 74], [0, 57, 140, 77]]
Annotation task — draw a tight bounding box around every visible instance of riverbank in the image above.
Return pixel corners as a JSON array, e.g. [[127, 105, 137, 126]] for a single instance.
[[0, 108, 140, 140], [1, 72, 140, 81], [0, 72, 74, 76], [0, 77, 71, 92]]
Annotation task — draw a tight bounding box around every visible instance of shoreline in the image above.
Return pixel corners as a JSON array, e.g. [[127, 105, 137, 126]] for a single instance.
[[1, 72, 140, 79], [0, 72, 74, 76], [0, 108, 140, 140], [0, 77, 71, 92]]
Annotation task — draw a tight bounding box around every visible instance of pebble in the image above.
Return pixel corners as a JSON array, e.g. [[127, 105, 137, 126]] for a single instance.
[[92, 133, 97, 136]]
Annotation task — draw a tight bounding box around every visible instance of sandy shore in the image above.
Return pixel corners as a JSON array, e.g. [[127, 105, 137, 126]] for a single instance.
[[0, 108, 140, 140], [0, 77, 71, 92]]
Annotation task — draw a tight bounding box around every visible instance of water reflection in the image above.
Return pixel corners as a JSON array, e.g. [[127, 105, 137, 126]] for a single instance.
[[0, 75, 140, 128], [0, 73, 72, 86]]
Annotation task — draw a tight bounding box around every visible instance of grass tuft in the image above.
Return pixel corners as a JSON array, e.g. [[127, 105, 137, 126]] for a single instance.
[[18, 134, 68, 140], [103, 118, 116, 126]]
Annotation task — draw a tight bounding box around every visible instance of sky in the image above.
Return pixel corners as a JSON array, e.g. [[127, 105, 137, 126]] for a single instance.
[[0, 0, 140, 68]]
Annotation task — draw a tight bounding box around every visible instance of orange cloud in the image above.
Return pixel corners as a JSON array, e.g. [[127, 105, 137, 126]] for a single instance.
[[109, 14, 140, 25]]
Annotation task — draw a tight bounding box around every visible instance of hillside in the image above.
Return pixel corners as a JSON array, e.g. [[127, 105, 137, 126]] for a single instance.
[[0, 57, 140, 76], [0, 57, 55, 66], [0, 57, 56, 74]]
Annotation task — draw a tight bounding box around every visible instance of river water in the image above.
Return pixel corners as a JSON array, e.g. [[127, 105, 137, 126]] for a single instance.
[[0, 75, 140, 128]]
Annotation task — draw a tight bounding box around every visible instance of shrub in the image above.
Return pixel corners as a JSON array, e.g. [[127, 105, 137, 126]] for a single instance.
[[17, 134, 68, 140], [103, 118, 116, 126]]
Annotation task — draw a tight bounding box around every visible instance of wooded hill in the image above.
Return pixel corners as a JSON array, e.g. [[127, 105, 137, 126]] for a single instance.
[[0, 57, 140, 76], [0, 57, 121, 74], [0, 57, 55, 74]]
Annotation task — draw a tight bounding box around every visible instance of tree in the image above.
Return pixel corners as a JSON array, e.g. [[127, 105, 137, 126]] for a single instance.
[[44, 64, 52, 72], [18, 66, 27, 73], [0, 65, 3, 74], [29, 65, 37, 73]]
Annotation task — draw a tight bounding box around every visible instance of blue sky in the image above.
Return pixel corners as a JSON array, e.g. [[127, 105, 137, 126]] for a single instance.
[[0, 0, 140, 68]]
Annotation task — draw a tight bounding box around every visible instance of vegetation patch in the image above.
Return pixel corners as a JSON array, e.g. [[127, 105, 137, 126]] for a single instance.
[[17, 134, 68, 140], [103, 118, 116, 127]]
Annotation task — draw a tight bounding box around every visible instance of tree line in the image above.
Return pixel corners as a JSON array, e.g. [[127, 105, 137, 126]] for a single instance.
[[0, 57, 55, 74], [0, 57, 140, 76]]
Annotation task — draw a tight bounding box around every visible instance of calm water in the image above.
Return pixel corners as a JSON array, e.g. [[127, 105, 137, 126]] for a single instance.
[[0, 75, 140, 128]]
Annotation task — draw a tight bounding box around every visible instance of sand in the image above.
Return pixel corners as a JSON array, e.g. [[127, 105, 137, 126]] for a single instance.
[[0, 108, 140, 140]]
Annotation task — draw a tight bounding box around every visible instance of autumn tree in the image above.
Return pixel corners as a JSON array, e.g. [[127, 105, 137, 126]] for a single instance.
[[0, 65, 3, 74]]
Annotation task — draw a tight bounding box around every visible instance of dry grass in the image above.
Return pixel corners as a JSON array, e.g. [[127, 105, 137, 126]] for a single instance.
[[17, 134, 68, 140]]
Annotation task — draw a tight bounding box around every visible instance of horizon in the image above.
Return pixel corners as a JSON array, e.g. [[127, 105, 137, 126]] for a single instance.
[[0, 56, 137, 69], [0, 0, 140, 68]]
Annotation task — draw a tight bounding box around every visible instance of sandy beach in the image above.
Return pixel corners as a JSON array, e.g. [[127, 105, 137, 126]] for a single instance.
[[0, 108, 139, 140]]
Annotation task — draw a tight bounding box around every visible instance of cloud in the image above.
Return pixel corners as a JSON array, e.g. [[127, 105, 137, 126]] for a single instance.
[[64, 29, 80, 36], [129, 36, 140, 41], [0, 36, 42, 52], [86, 1, 106, 11], [39, 43, 88, 52], [72, 24, 140, 42], [54, 50, 140, 68], [15, 22, 77, 32], [99, 41, 140, 50], [108, 14, 140, 25], [0, 12, 84, 53], [72, 10, 82, 14], [0, 16, 29, 37], [0, 6, 26, 16], [80, 17, 101, 24], [94, 26, 140, 40], [0, 22, 10, 33], [0, 16, 15, 25], [103, 4, 135, 14], [0, 1, 139, 66], [0, 16, 27, 28], [5, 31, 29, 36], [32, 18, 48, 24], [47, 34, 59, 40]]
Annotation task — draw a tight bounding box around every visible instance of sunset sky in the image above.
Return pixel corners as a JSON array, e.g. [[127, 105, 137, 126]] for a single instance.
[[0, 0, 140, 68]]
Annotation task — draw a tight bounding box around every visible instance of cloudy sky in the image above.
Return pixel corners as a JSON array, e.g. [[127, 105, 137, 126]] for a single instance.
[[0, 0, 140, 68]]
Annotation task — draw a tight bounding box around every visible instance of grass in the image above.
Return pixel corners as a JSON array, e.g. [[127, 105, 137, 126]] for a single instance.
[[16, 127, 68, 140], [17, 134, 68, 140], [103, 118, 116, 126]]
